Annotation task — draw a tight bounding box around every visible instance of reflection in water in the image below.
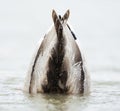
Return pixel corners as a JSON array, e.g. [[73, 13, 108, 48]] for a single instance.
[[25, 93, 89, 111]]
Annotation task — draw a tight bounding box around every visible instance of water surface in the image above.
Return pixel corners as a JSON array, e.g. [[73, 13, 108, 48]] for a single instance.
[[0, 69, 120, 111]]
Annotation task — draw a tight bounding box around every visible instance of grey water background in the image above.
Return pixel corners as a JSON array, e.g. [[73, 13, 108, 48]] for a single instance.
[[0, 0, 120, 111]]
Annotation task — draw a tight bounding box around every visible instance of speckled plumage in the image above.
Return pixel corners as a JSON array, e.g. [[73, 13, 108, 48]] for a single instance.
[[24, 10, 90, 95]]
